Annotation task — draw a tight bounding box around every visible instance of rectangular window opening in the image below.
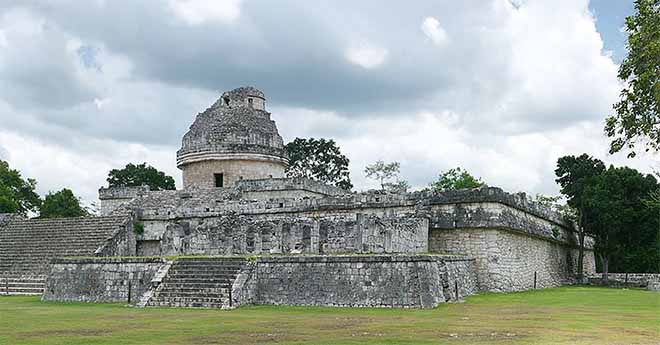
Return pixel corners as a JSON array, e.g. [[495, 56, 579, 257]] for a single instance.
[[214, 173, 224, 188]]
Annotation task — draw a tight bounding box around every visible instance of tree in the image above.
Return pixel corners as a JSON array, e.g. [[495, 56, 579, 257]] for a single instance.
[[555, 154, 606, 281], [604, 0, 660, 157], [534, 194, 578, 224], [40, 189, 88, 218], [585, 167, 660, 281], [0, 160, 41, 215], [107, 163, 175, 191], [285, 138, 353, 190], [429, 167, 486, 192], [364, 160, 409, 192]]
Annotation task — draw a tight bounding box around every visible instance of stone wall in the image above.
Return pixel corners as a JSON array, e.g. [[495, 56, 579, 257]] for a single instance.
[[429, 228, 596, 292], [98, 186, 150, 216], [253, 255, 477, 308], [587, 273, 660, 288], [42, 257, 167, 303], [121, 187, 589, 251], [429, 202, 594, 249], [0, 213, 23, 228], [181, 158, 286, 189], [94, 215, 137, 257], [155, 213, 427, 257], [236, 177, 346, 200]]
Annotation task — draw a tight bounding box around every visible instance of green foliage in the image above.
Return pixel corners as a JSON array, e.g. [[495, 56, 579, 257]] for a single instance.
[[555, 154, 606, 213], [551, 226, 561, 239], [285, 138, 353, 190], [534, 194, 578, 224], [0, 160, 41, 215], [555, 154, 660, 276], [364, 160, 409, 192], [429, 167, 486, 192], [584, 166, 660, 274], [134, 222, 145, 235], [39, 189, 88, 218], [605, 0, 660, 157], [107, 163, 175, 191]]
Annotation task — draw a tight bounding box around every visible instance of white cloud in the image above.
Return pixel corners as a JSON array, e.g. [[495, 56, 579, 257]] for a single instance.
[[169, 0, 242, 25], [421, 17, 448, 46], [93, 97, 109, 109], [0, 30, 7, 48], [345, 42, 388, 69], [0, 0, 656, 204], [0, 131, 180, 203]]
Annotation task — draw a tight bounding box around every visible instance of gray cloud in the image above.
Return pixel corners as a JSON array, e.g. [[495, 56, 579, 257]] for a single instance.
[[0, 0, 652, 204]]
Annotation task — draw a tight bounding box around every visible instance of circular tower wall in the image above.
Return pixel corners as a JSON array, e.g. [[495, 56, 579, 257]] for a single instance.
[[177, 86, 288, 188]]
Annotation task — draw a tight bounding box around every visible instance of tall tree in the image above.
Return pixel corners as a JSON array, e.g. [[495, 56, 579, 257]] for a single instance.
[[107, 163, 175, 191], [585, 167, 659, 280], [285, 138, 353, 190], [534, 194, 578, 225], [40, 189, 88, 218], [604, 0, 660, 157], [364, 160, 409, 192], [429, 167, 486, 192], [0, 160, 41, 215], [555, 154, 606, 281]]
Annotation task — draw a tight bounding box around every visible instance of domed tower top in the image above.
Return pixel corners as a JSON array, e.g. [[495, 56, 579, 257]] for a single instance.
[[219, 86, 266, 111], [177, 86, 289, 189]]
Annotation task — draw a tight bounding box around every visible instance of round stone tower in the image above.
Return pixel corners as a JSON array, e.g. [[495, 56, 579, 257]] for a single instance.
[[177, 86, 289, 189]]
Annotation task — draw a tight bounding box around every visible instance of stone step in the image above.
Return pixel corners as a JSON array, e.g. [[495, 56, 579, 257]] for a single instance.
[[0, 275, 46, 283], [168, 269, 241, 274], [0, 231, 112, 241], [175, 258, 246, 267], [2, 282, 45, 288], [141, 258, 247, 309], [151, 296, 227, 304], [147, 301, 226, 309], [158, 281, 231, 288], [1, 287, 44, 293], [0, 242, 107, 249], [0, 290, 43, 296], [155, 290, 229, 298], [169, 263, 245, 271]]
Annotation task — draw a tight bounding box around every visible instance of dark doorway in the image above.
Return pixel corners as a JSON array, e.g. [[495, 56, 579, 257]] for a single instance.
[[214, 173, 224, 187]]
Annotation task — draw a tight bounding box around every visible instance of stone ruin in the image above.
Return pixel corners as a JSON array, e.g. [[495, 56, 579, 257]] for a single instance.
[[0, 86, 602, 308]]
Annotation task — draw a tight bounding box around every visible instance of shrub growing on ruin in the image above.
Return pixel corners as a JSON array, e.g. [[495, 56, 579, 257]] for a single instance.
[[429, 167, 486, 192]]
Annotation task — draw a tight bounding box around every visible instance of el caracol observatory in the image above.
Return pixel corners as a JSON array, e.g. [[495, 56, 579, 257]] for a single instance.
[[176, 86, 289, 189]]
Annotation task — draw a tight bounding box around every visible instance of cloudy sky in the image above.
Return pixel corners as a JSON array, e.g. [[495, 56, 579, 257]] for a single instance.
[[0, 0, 656, 204]]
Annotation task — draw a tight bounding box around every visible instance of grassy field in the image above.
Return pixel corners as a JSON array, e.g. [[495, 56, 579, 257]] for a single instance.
[[0, 287, 658, 345]]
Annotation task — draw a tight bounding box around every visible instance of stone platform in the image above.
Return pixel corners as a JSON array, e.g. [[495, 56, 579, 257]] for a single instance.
[[43, 254, 477, 309]]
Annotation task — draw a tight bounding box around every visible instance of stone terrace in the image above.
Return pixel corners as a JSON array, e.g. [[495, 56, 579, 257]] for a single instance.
[[0, 216, 130, 295]]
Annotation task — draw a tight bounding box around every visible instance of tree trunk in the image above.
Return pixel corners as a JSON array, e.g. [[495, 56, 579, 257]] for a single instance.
[[600, 253, 609, 285], [576, 209, 585, 283], [578, 231, 585, 282]]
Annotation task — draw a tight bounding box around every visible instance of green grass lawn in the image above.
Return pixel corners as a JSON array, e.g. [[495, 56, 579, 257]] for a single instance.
[[0, 287, 658, 345]]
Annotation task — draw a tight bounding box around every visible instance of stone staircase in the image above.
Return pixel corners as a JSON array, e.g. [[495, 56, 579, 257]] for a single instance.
[[147, 257, 248, 309], [0, 275, 45, 295], [0, 216, 129, 295]]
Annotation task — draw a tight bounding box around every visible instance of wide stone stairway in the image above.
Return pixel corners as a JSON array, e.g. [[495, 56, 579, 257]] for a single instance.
[[147, 257, 248, 308], [0, 216, 128, 295]]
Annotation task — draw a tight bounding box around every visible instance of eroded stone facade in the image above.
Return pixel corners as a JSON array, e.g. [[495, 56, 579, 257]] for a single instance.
[[430, 228, 595, 291], [43, 257, 166, 303], [31, 86, 603, 308], [177, 86, 289, 188]]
